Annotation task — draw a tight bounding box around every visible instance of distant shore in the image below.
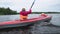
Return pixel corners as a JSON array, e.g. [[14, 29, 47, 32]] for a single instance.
[[0, 7, 18, 15], [0, 12, 60, 15], [0, 7, 60, 15], [31, 12, 60, 14]]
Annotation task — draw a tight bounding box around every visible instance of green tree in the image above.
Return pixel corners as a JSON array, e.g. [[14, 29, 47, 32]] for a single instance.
[[0, 7, 17, 15]]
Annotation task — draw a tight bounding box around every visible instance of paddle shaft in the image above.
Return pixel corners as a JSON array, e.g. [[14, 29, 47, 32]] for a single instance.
[[30, 0, 36, 9]]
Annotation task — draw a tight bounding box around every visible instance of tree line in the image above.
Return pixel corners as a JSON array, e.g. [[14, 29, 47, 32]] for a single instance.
[[0, 7, 17, 15], [31, 12, 60, 14], [0, 7, 60, 15]]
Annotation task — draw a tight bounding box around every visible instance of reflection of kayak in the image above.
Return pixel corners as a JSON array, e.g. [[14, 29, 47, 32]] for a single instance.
[[0, 16, 52, 29]]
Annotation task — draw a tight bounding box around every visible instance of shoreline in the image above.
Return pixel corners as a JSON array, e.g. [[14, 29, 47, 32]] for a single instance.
[[0, 12, 60, 15]]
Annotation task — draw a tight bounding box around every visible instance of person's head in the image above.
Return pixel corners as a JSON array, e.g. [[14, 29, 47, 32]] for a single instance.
[[22, 8, 26, 11], [41, 13, 45, 14]]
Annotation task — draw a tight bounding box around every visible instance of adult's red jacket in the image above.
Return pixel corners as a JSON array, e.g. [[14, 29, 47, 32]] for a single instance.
[[20, 9, 32, 16]]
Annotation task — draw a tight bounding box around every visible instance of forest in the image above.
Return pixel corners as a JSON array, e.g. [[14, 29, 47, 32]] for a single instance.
[[0, 7, 17, 15]]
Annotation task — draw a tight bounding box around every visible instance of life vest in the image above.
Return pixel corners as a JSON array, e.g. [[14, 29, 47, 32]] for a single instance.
[[20, 15, 27, 20]]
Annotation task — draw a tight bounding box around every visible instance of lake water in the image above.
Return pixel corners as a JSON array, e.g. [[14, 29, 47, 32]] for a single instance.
[[0, 14, 60, 34], [0, 14, 60, 26]]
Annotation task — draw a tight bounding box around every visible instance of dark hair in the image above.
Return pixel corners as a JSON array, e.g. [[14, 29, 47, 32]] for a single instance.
[[22, 8, 26, 11]]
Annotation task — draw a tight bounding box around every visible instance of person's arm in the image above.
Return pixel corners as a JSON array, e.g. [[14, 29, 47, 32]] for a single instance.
[[27, 9, 32, 14]]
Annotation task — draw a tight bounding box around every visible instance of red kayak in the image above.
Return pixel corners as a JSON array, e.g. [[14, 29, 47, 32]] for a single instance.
[[0, 16, 52, 29]]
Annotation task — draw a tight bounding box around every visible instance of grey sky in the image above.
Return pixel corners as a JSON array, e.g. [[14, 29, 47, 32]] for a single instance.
[[0, 0, 60, 12]]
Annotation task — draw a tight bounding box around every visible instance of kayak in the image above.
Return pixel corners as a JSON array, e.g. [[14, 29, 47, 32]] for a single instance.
[[0, 16, 52, 29]]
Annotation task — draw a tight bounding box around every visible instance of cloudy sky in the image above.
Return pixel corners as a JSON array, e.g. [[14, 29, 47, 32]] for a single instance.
[[0, 0, 60, 12]]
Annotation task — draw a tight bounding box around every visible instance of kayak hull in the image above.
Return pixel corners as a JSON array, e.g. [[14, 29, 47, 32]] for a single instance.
[[0, 16, 52, 29]]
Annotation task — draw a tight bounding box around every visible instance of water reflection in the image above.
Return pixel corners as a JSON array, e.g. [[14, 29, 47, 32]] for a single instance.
[[0, 15, 19, 22], [0, 22, 60, 34], [0, 26, 32, 34], [0, 14, 39, 22]]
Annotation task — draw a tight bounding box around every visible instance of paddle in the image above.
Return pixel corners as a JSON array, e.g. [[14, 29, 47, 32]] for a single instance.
[[30, 0, 36, 9]]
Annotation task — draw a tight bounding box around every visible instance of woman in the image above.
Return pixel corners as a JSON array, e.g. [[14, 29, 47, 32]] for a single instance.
[[20, 8, 32, 20]]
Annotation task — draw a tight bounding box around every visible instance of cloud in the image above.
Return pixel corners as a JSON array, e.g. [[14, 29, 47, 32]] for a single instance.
[[0, 0, 60, 12], [46, 4, 60, 12]]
